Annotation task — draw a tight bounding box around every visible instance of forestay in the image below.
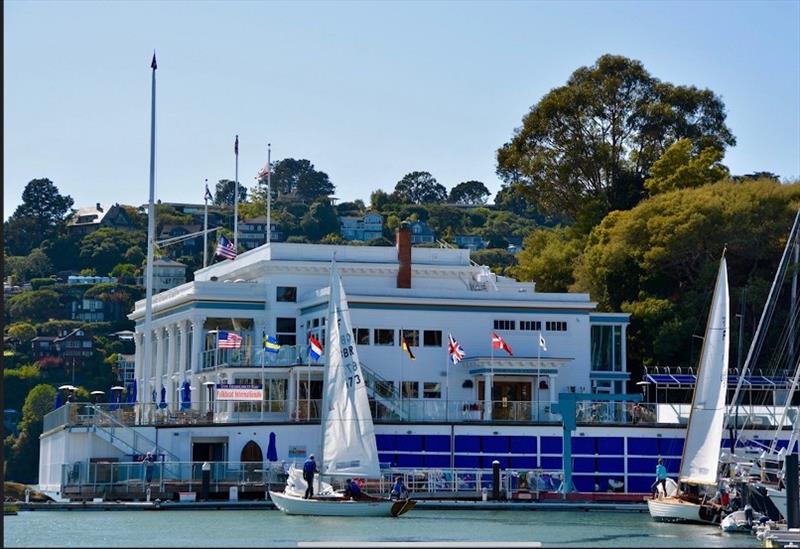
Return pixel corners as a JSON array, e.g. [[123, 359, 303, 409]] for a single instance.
[[679, 255, 730, 486], [321, 262, 381, 478]]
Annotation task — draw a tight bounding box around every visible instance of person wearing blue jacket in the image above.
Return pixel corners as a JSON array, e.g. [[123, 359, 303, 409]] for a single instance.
[[302, 455, 318, 499], [651, 457, 668, 498]]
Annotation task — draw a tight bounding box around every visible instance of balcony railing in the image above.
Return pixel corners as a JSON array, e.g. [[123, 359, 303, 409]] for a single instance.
[[201, 344, 309, 369]]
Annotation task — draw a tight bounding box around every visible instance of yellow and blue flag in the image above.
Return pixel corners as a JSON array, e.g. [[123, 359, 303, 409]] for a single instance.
[[263, 333, 280, 353]]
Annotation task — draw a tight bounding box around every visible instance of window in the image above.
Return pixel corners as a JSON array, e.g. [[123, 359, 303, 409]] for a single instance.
[[313, 318, 320, 328], [401, 381, 419, 399], [401, 329, 419, 347], [353, 328, 370, 345], [276, 317, 296, 346], [591, 325, 623, 372], [423, 382, 441, 399], [423, 330, 442, 347], [276, 286, 297, 302], [520, 320, 542, 331], [494, 319, 515, 331], [546, 321, 567, 332], [374, 329, 395, 346]]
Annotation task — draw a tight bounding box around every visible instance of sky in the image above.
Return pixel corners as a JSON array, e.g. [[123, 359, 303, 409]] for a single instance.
[[4, 0, 800, 220]]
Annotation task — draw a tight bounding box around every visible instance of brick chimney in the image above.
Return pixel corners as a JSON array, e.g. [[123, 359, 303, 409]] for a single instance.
[[396, 222, 411, 289]]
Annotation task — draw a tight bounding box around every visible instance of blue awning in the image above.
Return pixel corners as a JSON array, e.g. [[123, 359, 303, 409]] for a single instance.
[[645, 374, 788, 387]]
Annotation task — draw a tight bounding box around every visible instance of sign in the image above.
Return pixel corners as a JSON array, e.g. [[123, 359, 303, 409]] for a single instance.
[[288, 445, 306, 459], [216, 384, 263, 401]]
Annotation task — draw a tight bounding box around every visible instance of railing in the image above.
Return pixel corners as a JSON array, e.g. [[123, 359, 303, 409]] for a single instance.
[[201, 344, 309, 369]]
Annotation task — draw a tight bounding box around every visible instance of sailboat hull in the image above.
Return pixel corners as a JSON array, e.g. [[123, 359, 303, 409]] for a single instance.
[[269, 490, 416, 517], [647, 496, 720, 525]]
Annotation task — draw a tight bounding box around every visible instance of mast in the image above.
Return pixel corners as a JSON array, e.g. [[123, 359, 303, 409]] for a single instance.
[[143, 52, 158, 420], [203, 179, 209, 268], [319, 256, 337, 479], [267, 143, 272, 245], [234, 135, 239, 251]]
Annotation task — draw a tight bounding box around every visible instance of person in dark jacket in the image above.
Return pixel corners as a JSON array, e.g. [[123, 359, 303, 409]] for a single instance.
[[302, 455, 318, 499]]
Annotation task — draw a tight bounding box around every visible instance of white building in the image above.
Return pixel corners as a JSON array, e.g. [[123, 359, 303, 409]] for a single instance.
[[142, 258, 187, 293]]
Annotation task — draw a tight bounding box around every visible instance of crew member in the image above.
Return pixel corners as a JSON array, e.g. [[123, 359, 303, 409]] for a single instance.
[[303, 455, 318, 499]]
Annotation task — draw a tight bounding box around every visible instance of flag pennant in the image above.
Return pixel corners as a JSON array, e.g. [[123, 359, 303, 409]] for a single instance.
[[308, 334, 323, 361], [448, 333, 465, 365], [539, 333, 547, 352], [215, 234, 237, 260], [256, 162, 270, 180], [218, 331, 242, 349], [204, 183, 213, 202], [491, 332, 513, 356], [151, 52, 157, 70], [234, 135, 239, 155], [263, 333, 281, 353], [401, 338, 416, 361]]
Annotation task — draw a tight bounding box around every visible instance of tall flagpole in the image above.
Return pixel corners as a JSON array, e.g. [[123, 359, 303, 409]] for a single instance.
[[203, 178, 209, 268], [267, 143, 272, 245], [445, 337, 450, 421], [234, 135, 239, 251], [143, 52, 158, 422]]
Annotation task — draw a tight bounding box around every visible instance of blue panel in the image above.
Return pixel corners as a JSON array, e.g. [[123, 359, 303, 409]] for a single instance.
[[510, 436, 536, 454], [573, 457, 596, 473], [376, 434, 396, 451], [482, 436, 510, 453], [672, 375, 696, 384], [664, 458, 681, 473], [597, 437, 624, 455], [541, 437, 563, 454], [628, 457, 658, 474], [511, 456, 537, 469], [454, 455, 480, 468], [572, 437, 596, 454], [541, 456, 562, 469], [597, 457, 624, 473], [483, 455, 510, 469], [396, 453, 425, 467], [424, 454, 450, 468], [659, 438, 684, 456], [628, 476, 653, 492], [627, 437, 659, 455], [573, 476, 595, 492], [646, 375, 674, 384], [424, 435, 450, 452], [399, 435, 424, 452], [455, 436, 481, 453], [378, 453, 396, 466]]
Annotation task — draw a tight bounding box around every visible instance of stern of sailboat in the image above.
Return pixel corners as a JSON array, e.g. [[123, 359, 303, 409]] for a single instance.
[[390, 499, 417, 517]]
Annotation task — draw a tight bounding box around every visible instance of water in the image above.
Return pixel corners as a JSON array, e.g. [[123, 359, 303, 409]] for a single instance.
[[4, 509, 761, 547]]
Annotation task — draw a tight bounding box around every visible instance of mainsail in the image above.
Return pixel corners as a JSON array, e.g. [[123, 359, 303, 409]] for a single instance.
[[679, 255, 730, 485], [320, 261, 381, 478]]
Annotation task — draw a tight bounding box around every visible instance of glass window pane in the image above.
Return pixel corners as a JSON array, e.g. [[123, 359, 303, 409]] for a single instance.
[[276, 286, 297, 302], [374, 329, 394, 346], [423, 382, 441, 398], [401, 329, 419, 346], [401, 381, 418, 398], [423, 330, 442, 347], [276, 317, 296, 333]]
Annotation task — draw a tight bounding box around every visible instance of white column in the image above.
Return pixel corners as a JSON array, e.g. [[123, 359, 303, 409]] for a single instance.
[[155, 327, 166, 394], [134, 331, 144, 386], [483, 372, 493, 421], [178, 320, 189, 376], [167, 324, 178, 377], [190, 316, 204, 374], [287, 369, 296, 420]]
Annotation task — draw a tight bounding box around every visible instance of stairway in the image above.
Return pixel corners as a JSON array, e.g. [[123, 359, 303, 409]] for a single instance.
[[360, 362, 409, 420]]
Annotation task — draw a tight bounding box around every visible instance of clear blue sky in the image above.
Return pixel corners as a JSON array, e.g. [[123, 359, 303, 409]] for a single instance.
[[4, 0, 800, 219]]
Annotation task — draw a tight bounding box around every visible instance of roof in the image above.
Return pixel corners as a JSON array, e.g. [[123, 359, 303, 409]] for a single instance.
[[241, 216, 275, 224], [55, 328, 89, 342], [68, 204, 114, 226], [31, 336, 57, 343], [151, 258, 187, 267]]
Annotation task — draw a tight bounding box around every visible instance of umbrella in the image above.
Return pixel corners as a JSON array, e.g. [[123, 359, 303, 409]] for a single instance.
[[159, 386, 167, 409], [267, 432, 278, 462], [58, 384, 76, 391], [90, 390, 105, 395], [151, 389, 157, 404], [180, 381, 191, 410], [54, 391, 64, 410]]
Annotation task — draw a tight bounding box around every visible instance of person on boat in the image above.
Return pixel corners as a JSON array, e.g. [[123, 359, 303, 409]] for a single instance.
[[390, 477, 408, 500], [344, 478, 363, 501], [651, 458, 668, 498], [302, 455, 318, 499]]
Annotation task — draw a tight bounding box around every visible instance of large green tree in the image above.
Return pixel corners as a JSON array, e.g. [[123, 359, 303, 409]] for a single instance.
[[496, 54, 735, 220], [6, 289, 62, 323], [256, 159, 335, 202], [214, 179, 249, 207], [78, 228, 146, 275], [4, 179, 74, 256], [644, 138, 729, 195], [394, 172, 448, 204], [449, 180, 490, 205], [6, 384, 57, 482], [300, 199, 340, 241]]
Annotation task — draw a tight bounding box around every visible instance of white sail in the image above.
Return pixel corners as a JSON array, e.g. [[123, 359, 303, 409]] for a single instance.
[[679, 255, 730, 485], [320, 262, 381, 478]]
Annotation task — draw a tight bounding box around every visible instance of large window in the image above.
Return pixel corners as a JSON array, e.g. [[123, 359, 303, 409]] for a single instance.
[[276, 286, 297, 302], [401, 329, 419, 347], [374, 329, 395, 346], [423, 382, 441, 399], [494, 319, 515, 331], [546, 321, 567, 332], [402, 381, 419, 399], [423, 330, 442, 347], [591, 325, 623, 372], [520, 320, 542, 331], [353, 328, 370, 345], [276, 317, 297, 346]]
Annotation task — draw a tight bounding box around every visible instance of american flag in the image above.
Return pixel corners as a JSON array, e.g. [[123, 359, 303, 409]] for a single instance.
[[215, 235, 237, 260], [218, 331, 242, 349], [491, 332, 513, 356], [448, 333, 465, 365]]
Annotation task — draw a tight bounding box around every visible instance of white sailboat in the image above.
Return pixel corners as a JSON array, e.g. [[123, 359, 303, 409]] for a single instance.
[[648, 252, 730, 524], [269, 260, 416, 517]]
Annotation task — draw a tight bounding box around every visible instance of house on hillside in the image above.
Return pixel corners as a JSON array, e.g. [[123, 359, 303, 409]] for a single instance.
[[339, 212, 384, 241], [158, 224, 203, 259], [31, 328, 95, 370], [67, 203, 135, 237], [139, 258, 187, 293], [409, 220, 436, 244], [454, 234, 486, 251], [239, 216, 283, 250]]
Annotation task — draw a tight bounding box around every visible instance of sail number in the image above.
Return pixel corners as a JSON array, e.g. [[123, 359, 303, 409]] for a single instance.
[[346, 374, 361, 388]]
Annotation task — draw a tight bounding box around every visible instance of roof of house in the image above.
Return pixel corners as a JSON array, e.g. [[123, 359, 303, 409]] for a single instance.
[[68, 204, 115, 227], [151, 258, 187, 267]]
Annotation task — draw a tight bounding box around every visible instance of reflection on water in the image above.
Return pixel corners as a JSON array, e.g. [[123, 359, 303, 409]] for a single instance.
[[4, 510, 760, 548]]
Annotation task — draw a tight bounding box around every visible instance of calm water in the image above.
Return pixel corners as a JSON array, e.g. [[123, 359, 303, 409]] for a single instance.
[[4, 509, 761, 547]]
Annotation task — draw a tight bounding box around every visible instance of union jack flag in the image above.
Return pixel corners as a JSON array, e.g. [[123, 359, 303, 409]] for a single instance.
[[448, 333, 465, 365]]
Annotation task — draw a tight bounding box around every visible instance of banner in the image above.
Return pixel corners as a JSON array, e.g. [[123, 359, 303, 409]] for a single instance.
[[216, 384, 263, 401]]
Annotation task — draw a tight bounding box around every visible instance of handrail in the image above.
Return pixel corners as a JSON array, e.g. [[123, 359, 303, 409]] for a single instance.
[[90, 404, 180, 462]]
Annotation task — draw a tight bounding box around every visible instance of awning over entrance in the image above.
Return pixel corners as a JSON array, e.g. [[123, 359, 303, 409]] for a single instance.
[[462, 356, 572, 375]]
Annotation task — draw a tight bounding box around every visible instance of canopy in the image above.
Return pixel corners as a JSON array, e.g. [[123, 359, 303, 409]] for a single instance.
[[267, 432, 278, 462], [90, 390, 105, 395], [54, 391, 63, 410], [180, 381, 191, 410], [159, 386, 167, 409]]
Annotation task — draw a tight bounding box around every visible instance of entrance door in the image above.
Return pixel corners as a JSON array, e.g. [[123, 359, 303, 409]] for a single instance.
[[240, 441, 263, 483], [478, 380, 532, 420]]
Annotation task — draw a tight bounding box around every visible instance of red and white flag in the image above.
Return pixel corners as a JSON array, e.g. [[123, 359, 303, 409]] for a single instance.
[[491, 332, 513, 356]]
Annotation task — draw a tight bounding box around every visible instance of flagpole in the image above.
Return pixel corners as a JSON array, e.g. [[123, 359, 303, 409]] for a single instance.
[[143, 52, 158, 424], [203, 179, 209, 268], [234, 135, 239, 252], [261, 331, 265, 422], [537, 331, 542, 423], [267, 143, 272, 245], [445, 337, 450, 421]]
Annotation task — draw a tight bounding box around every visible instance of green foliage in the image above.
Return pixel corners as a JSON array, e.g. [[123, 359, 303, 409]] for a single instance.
[[39, 234, 82, 273], [370, 189, 391, 210], [286, 235, 309, 243], [37, 320, 83, 336], [6, 289, 62, 323], [449, 180, 490, 205], [256, 158, 335, 202], [336, 200, 365, 217], [29, 277, 56, 290], [497, 54, 735, 220], [4, 179, 74, 256], [300, 200, 339, 241], [5, 249, 53, 284], [644, 138, 729, 195], [319, 233, 346, 245], [394, 171, 448, 204], [110, 263, 139, 284], [6, 322, 36, 343], [3, 365, 42, 411], [512, 227, 584, 292], [79, 268, 97, 276], [6, 384, 57, 482], [213, 179, 248, 206], [79, 228, 146, 276], [470, 249, 518, 276]]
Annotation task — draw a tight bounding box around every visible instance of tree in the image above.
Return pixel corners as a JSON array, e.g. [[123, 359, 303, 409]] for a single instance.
[[644, 138, 729, 195], [4, 179, 74, 256], [7, 322, 36, 343], [214, 179, 248, 206], [7, 384, 57, 482], [257, 158, 335, 202], [496, 54, 736, 220], [449, 180, 490, 205], [300, 200, 340, 241], [111, 263, 139, 284], [336, 200, 365, 217], [394, 172, 448, 204], [79, 228, 146, 275], [4, 249, 53, 284], [512, 227, 584, 292], [6, 289, 62, 323], [370, 189, 391, 211], [470, 249, 518, 275]]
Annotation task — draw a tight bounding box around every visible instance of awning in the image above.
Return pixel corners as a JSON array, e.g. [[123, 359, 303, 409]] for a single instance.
[[645, 374, 789, 388], [463, 356, 572, 376]]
